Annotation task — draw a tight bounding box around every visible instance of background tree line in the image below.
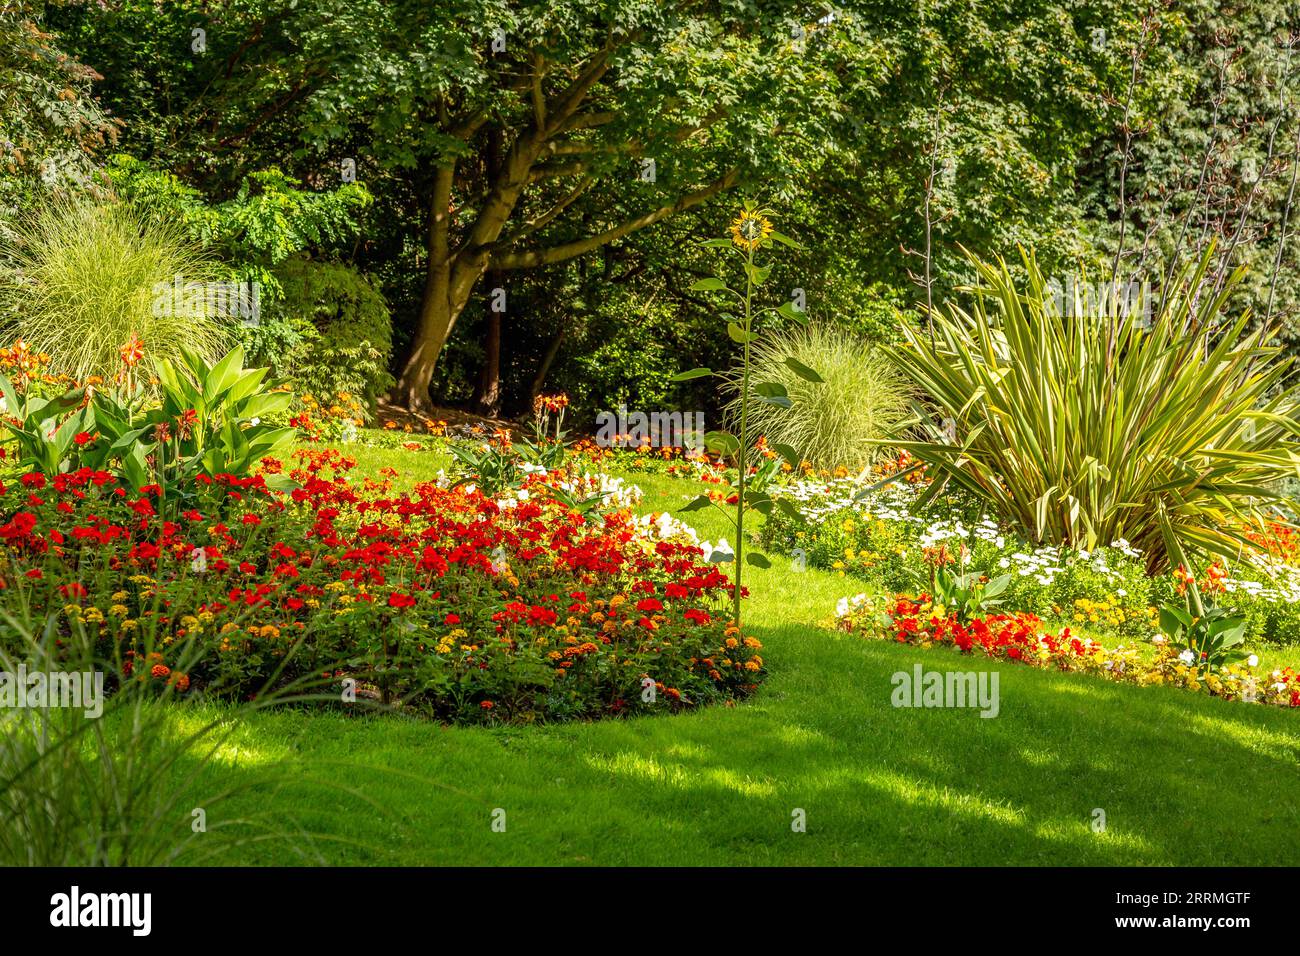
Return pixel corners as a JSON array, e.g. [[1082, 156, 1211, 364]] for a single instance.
[[3, 0, 1298, 422]]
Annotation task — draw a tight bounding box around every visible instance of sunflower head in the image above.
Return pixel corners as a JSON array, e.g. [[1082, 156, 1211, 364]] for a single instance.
[[729, 209, 774, 252]]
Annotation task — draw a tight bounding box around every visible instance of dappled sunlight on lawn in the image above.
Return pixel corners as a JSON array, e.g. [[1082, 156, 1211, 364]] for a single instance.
[[160, 708, 295, 769], [582, 751, 778, 798]]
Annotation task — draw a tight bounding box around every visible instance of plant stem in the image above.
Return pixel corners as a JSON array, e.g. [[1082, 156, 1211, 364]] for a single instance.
[[734, 247, 755, 626]]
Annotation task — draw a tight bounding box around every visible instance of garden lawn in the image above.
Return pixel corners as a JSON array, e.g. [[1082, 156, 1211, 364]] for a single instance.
[[161, 450, 1300, 866]]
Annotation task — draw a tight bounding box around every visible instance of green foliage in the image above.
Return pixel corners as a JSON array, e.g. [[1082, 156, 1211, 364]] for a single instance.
[[0, 9, 116, 210], [92, 345, 295, 501], [723, 323, 910, 471], [924, 563, 1012, 624], [564, 293, 692, 414], [105, 155, 372, 313], [1083, 0, 1300, 342], [0, 374, 88, 476], [1158, 602, 1248, 672], [271, 256, 393, 414], [887, 247, 1300, 570], [0, 196, 228, 380], [0, 607, 323, 865]]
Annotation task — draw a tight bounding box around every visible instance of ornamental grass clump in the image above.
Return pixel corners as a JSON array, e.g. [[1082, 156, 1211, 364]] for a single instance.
[[0, 197, 226, 382], [887, 247, 1300, 570], [723, 322, 910, 471]]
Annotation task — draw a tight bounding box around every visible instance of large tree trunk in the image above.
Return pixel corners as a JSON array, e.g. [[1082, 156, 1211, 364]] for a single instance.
[[393, 127, 544, 411], [387, 50, 725, 411], [529, 326, 566, 401], [474, 268, 504, 416], [394, 166, 457, 413]]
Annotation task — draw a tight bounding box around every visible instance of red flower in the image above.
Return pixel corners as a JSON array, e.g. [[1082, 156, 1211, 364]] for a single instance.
[[388, 592, 417, 609]]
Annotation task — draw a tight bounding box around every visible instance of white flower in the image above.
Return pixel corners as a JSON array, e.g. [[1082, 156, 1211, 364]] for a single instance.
[[1179, 649, 1195, 664], [1248, 654, 1259, 667], [700, 539, 734, 563]]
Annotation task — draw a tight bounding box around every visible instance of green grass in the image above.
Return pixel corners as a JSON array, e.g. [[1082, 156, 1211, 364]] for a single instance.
[[157, 448, 1300, 866]]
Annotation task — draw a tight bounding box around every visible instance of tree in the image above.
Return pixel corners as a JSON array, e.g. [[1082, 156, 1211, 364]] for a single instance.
[[0, 1, 117, 214], [250, 1, 880, 410]]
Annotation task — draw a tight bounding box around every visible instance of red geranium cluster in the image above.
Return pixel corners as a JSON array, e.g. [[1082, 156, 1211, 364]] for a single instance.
[[863, 595, 1299, 708], [0, 456, 764, 722], [885, 596, 1075, 663]]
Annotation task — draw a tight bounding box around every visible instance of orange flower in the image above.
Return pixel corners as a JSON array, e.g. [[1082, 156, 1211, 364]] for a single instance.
[[119, 335, 145, 368]]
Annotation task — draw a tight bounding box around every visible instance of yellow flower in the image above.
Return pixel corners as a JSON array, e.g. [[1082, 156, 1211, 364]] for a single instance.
[[728, 209, 774, 252]]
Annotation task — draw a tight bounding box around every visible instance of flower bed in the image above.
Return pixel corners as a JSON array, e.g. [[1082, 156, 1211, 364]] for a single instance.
[[837, 594, 1300, 709], [764, 460, 1300, 646], [0, 453, 762, 723]]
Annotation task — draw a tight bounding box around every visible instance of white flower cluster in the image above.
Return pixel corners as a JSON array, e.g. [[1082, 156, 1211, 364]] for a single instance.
[[917, 516, 1004, 550], [699, 537, 735, 564], [633, 510, 701, 546], [835, 592, 870, 618], [775, 477, 925, 526], [1220, 556, 1300, 605], [993, 542, 1138, 587], [494, 487, 532, 510], [554, 472, 645, 510], [776, 477, 1157, 593]]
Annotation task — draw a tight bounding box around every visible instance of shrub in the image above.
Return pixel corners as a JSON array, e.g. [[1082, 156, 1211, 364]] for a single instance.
[[887, 248, 1300, 569], [0, 198, 228, 380], [723, 322, 910, 471], [271, 256, 393, 420]]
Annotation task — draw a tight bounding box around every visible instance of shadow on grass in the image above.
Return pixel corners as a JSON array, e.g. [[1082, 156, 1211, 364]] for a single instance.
[[158, 622, 1298, 866]]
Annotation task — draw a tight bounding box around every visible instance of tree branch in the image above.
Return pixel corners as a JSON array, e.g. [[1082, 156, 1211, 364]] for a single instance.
[[490, 168, 741, 269]]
